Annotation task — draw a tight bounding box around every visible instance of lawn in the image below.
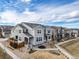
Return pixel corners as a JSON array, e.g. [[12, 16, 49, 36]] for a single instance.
[[30, 51, 66, 59], [0, 47, 12, 59], [61, 39, 79, 59]]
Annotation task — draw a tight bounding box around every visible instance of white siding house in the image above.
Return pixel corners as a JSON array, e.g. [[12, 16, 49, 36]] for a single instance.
[[11, 22, 45, 48], [71, 29, 78, 37], [33, 26, 45, 45], [11, 25, 26, 43], [45, 26, 53, 42]]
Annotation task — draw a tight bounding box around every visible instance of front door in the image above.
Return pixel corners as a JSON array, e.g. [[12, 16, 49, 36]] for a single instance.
[[24, 37, 28, 44]]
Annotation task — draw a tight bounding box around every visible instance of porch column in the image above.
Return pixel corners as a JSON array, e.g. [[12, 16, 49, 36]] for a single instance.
[[28, 37, 32, 49]]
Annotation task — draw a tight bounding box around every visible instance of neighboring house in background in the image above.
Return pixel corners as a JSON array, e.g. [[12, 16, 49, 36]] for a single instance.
[[70, 29, 79, 38], [51, 26, 58, 42], [51, 26, 65, 42], [78, 30, 79, 37], [45, 26, 54, 42], [56, 27, 63, 42], [0, 26, 14, 38], [11, 22, 45, 48], [63, 28, 79, 39], [0, 27, 3, 37]]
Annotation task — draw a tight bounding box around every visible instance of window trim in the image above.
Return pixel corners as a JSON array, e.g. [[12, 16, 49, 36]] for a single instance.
[[48, 30, 50, 33], [23, 29, 28, 33], [36, 37, 42, 42], [37, 30, 41, 34], [19, 37, 21, 41], [19, 30, 21, 33]]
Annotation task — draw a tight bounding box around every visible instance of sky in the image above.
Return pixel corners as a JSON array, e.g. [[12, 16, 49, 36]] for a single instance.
[[0, 0, 79, 28]]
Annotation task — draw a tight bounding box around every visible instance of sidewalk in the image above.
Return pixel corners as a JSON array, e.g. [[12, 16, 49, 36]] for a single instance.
[[0, 42, 20, 59], [0, 38, 8, 41], [55, 37, 79, 59]]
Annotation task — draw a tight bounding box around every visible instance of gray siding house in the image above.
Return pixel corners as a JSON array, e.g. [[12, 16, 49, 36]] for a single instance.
[[11, 22, 46, 48]]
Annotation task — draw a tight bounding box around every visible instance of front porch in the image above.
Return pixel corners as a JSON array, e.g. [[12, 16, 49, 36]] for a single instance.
[[24, 36, 33, 49], [9, 36, 33, 49]]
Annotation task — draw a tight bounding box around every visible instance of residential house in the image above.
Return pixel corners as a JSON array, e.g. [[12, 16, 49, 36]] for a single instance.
[[11, 22, 46, 48], [0, 27, 3, 37], [78, 30, 79, 37], [70, 29, 79, 38], [63, 28, 79, 39], [51, 26, 65, 42], [45, 26, 54, 42], [0, 26, 14, 38]]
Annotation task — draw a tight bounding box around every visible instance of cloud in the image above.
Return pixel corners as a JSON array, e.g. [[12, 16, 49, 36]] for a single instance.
[[0, 9, 41, 24], [0, 10, 17, 22], [59, 11, 79, 20], [33, 0, 79, 22], [0, 10, 25, 24], [0, 0, 79, 28], [21, 0, 31, 4], [21, 0, 31, 2]]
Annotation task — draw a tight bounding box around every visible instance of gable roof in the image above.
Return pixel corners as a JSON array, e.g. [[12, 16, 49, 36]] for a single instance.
[[22, 22, 45, 28], [18, 24, 26, 29], [23, 32, 33, 37], [14, 24, 33, 37]]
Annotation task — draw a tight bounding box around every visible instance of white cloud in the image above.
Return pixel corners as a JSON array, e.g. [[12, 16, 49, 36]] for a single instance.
[[57, 11, 79, 22], [34, 1, 79, 22], [0, 10, 18, 23], [0, 9, 42, 24], [68, 11, 79, 18], [0, 10, 24, 24], [21, 0, 31, 3], [0, 0, 79, 27]]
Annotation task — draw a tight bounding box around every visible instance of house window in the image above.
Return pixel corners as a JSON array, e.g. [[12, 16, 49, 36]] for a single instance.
[[23, 29, 28, 33], [19, 30, 21, 33], [19, 37, 21, 41], [49, 36, 50, 39], [39, 37, 42, 41], [36, 37, 39, 42], [36, 37, 42, 42], [26, 29, 28, 33], [15, 36, 18, 39], [37, 30, 41, 34], [48, 30, 50, 33]]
